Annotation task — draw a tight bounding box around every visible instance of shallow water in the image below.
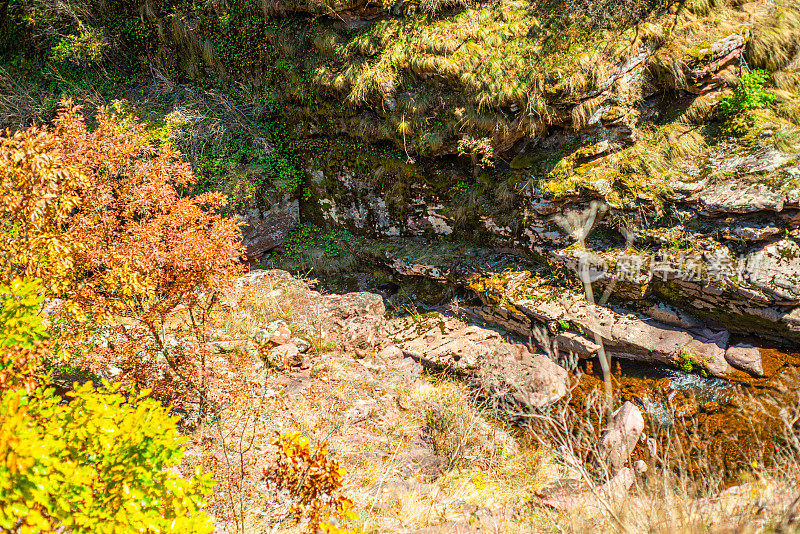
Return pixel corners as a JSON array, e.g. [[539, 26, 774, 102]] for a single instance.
[[574, 347, 800, 474]]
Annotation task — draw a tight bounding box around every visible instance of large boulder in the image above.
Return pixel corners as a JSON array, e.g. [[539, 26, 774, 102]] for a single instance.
[[239, 199, 299, 259], [598, 401, 645, 472], [724, 343, 765, 377], [320, 292, 387, 349], [478, 344, 570, 410], [388, 312, 569, 411]]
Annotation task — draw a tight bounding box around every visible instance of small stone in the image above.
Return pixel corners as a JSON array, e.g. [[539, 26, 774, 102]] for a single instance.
[[647, 437, 657, 457], [343, 398, 377, 422], [270, 325, 292, 345], [270, 343, 300, 367], [209, 340, 240, 353], [254, 320, 292, 346], [379, 344, 404, 359], [292, 337, 311, 353], [634, 460, 648, 474], [397, 357, 423, 377]]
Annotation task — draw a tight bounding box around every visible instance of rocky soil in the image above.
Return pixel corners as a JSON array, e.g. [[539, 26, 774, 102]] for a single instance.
[[186, 269, 800, 532]]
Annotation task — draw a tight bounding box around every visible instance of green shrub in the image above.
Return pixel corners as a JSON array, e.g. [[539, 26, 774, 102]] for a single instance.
[[50, 28, 106, 66], [719, 69, 775, 116], [282, 224, 353, 264]]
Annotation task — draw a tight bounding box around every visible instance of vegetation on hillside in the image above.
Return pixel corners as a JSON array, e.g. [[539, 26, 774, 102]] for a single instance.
[[2, 0, 800, 531], [0, 104, 360, 533]]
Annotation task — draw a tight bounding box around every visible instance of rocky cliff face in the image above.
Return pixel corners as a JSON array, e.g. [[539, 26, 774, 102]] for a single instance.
[[6, 0, 800, 354]]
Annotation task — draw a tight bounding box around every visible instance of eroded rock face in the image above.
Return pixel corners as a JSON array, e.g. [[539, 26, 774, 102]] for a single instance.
[[388, 312, 569, 411], [239, 199, 299, 259], [320, 292, 387, 349], [363, 245, 776, 377], [492, 291, 735, 377]]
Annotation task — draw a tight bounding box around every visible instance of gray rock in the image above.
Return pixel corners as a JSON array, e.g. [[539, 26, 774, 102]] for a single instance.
[[478, 344, 570, 410], [238, 199, 299, 259], [515, 294, 735, 377], [599, 401, 645, 472], [699, 182, 786, 214], [724, 343, 765, 377], [747, 239, 800, 303], [320, 292, 387, 349], [645, 301, 703, 330]]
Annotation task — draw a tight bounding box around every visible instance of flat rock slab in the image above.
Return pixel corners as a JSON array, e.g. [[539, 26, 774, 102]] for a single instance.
[[538, 468, 635, 511], [388, 313, 569, 410], [513, 292, 735, 377]]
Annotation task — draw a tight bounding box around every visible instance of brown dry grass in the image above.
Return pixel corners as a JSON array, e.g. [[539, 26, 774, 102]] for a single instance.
[[172, 270, 800, 534]]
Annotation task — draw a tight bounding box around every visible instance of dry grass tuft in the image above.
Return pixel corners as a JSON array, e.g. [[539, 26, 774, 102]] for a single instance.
[[746, 2, 800, 72]]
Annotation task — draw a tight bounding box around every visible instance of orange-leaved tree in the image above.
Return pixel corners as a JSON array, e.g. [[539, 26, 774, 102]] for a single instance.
[[0, 101, 245, 413]]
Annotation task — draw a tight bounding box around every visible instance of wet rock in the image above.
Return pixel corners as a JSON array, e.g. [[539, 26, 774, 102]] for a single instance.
[[599, 401, 644, 472], [724, 343, 765, 376], [725, 220, 783, 242], [514, 294, 735, 377], [645, 302, 703, 330]]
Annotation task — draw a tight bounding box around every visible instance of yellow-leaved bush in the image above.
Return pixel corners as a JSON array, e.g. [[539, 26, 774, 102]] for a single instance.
[[0, 279, 50, 393], [0, 382, 216, 534], [0, 278, 216, 533]]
